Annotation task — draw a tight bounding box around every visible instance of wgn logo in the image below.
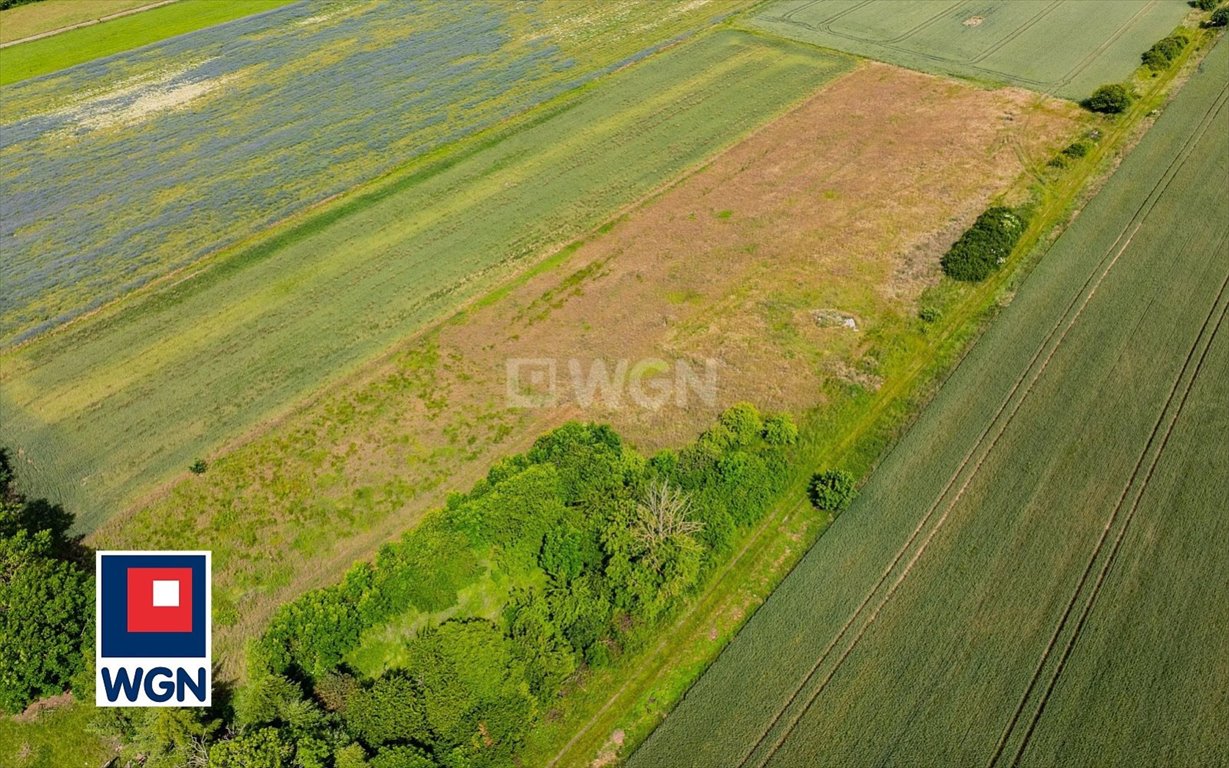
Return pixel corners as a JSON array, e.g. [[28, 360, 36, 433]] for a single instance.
[[96, 551, 211, 707]]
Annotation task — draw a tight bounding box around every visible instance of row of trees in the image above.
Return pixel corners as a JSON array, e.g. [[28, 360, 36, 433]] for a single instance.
[[944, 16, 1225, 283], [1084, 9, 1228, 116]]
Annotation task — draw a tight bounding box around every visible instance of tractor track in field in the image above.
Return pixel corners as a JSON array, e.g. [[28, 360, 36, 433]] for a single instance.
[[993, 243, 1229, 768], [734, 72, 1229, 768]]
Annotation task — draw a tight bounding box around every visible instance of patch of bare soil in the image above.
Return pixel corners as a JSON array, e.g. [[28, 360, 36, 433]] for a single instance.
[[12, 691, 73, 723], [434, 63, 1081, 450]]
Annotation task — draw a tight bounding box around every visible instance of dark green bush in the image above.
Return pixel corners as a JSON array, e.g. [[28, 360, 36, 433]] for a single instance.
[[1194, 0, 1218, 12], [1142, 33, 1188, 71], [189, 458, 208, 474], [367, 520, 480, 617], [1063, 140, 1092, 159], [940, 206, 1028, 282], [1211, 6, 1229, 26], [1085, 83, 1134, 114], [807, 469, 857, 514]]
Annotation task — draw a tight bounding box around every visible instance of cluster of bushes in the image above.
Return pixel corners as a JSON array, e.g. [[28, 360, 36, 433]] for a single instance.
[[0, 450, 92, 714], [1048, 136, 1097, 168], [1142, 33, 1189, 71], [940, 206, 1029, 282], [0, 0, 42, 10], [196, 405, 800, 767], [1193, 0, 1220, 12], [1210, 7, 1229, 27], [1083, 24, 1208, 116]]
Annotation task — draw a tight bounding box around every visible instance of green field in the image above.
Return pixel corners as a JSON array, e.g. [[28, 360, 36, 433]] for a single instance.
[[0, 0, 296, 86], [747, 0, 1192, 100], [630, 35, 1229, 768], [0, 0, 154, 43], [0, 29, 852, 531]]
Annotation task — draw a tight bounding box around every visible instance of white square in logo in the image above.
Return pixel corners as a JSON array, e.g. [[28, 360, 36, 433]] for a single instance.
[[152, 580, 180, 608]]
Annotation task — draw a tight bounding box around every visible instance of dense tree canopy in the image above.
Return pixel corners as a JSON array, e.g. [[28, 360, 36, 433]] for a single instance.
[[0, 449, 92, 714]]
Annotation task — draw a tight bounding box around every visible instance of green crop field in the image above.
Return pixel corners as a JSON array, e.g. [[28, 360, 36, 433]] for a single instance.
[[747, 0, 1191, 100], [0, 0, 155, 44], [631, 34, 1228, 768], [0, 0, 296, 86], [0, 29, 851, 532]]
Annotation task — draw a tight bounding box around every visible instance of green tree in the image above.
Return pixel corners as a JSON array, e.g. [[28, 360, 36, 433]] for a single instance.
[[808, 469, 858, 514], [369, 744, 439, 768], [343, 672, 428, 748], [334, 743, 371, 768], [1210, 6, 1229, 26], [1085, 83, 1133, 114], [1141, 34, 1187, 71], [718, 402, 763, 446], [109, 708, 220, 768], [761, 413, 799, 446], [210, 727, 295, 768], [403, 619, 536, 756], [505, 589, 578, 697]]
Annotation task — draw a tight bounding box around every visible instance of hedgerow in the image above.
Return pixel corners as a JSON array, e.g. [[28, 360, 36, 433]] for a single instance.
[[940, 206, 1029, 282], [1142, 33, 1188, 71]]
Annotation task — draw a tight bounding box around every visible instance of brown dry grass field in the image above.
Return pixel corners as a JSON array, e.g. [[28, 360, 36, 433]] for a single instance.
[[92, 62, 1083, 674]]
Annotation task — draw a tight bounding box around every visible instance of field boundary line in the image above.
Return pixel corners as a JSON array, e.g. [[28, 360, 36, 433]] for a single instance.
[[993, 239, 1229, 768], [735, 66, 1229, 768]]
